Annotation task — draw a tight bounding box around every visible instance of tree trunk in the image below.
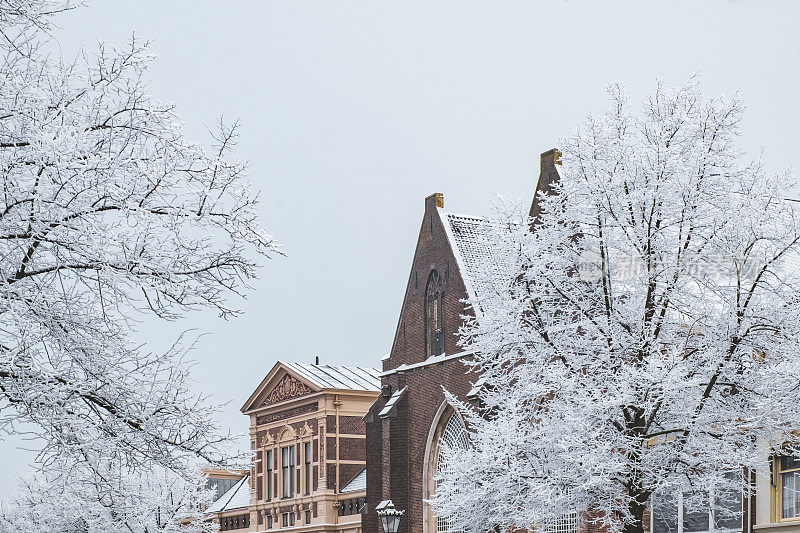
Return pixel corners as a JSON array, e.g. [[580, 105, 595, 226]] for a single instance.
[[621, 490, 649, 533]]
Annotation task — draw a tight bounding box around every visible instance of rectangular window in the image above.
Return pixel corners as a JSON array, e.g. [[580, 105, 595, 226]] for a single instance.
[[542, 512, 578, 533], [267, 515, 272, 529], [282, 445, 295, 498], [266, 449, 273, 501], [206, 477, 236, 501], [653, 494, 679, 533], [305, 509, 312, 524], [715, 478, 744, 529], [304, 441, 312, 495], [281, 512, 295, 527], [683, 492, 710, 532], [651, 477, 742, 533], [780, 456, 800, 519]]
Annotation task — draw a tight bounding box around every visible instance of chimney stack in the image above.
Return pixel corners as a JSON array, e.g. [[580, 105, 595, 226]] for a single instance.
[[425, 192, 444, 211], [529, 148, 562, 228]]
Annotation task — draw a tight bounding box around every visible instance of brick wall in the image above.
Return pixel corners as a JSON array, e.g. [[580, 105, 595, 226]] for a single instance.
[[339, 415, 367, 435], [339, 437, 366, 461], [364, 397, 386, 533], [364, 193, 477, 533], [385, 193, 472, 370]]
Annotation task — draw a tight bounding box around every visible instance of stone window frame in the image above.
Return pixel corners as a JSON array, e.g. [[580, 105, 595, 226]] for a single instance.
[[304, 440, 312, 496], [266, 425, 315, 501], [265, 448, 273, 501], [281, 443, 296, 498], [773, 454, 800, 522]]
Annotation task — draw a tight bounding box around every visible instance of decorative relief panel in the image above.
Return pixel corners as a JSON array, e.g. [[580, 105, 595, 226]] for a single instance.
[[260, 374, 314, 407], [255, 402, 318, 426]]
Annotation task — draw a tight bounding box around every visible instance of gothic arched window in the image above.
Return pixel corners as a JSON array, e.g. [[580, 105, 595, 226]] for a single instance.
[[435, 412, 469, 533], [425, 270, 444, 357]]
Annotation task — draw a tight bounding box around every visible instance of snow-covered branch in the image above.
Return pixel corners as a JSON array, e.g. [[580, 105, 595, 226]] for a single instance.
[[435, 78, 800, 533], [0, 0, 274, 519], [0, 460, 217, 533]]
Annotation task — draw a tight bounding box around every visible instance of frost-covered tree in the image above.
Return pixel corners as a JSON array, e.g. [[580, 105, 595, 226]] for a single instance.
[[0, 0, 276, 513], [434, 79, 800, 533], [0, 461, 216, 533]]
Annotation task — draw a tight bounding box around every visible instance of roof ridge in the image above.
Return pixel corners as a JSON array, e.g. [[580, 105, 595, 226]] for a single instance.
[[269, 362, 380, 392], [293, 362, 380, 372], [443, 210, 486, 221], [288, 362, 380, 391]]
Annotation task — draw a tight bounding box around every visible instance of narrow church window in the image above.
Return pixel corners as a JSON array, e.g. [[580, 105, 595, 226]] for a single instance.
[[426, 270, 444, 357]]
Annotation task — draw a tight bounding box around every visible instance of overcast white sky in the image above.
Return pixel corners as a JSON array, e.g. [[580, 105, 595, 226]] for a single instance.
[[2, 0, 799, 498]]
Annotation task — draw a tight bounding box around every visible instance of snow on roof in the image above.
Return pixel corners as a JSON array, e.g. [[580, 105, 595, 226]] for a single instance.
[[378, 386, 407, 417], [442, 210, 515, 306], [445, 213, 495, 276], [206, 474, 249, 514], [340, 468, 367, 493], [282, 362, 381, 392]]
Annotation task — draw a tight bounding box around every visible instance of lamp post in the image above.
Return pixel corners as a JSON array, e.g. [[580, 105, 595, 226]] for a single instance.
[[376, 500, 404, 533]]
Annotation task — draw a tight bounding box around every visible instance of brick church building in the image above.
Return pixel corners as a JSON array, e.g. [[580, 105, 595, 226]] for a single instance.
[[362, 149, 564, 533]]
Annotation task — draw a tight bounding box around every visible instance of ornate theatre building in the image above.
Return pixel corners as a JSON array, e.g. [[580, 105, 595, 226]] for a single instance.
[[206, 361, 380, 532]]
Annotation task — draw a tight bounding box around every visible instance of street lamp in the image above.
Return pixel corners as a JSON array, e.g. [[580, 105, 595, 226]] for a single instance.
[[376, 500, 404, 533]]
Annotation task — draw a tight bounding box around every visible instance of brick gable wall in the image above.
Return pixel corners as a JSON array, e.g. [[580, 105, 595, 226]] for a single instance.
[[365, 151, 564, 533], [364, 193, 477, 533]]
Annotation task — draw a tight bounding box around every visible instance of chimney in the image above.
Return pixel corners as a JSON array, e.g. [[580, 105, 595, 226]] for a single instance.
[[529, 148, 562, 228], [315, 355, 319, 365], [425, 192, 444, 211]]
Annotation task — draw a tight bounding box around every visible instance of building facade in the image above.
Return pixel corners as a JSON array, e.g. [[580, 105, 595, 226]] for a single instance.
[[362, 149, 565, 533], [206, 361, 380, 532]]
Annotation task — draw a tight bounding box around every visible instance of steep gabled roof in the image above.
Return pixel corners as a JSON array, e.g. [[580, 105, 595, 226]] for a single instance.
[[206, 474, 249, 514], [439, 210, 516, 314], [436, 151, 567, 312]]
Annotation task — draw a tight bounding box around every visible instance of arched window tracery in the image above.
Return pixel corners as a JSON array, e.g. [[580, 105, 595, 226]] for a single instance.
[[434, 411, 469, 533]]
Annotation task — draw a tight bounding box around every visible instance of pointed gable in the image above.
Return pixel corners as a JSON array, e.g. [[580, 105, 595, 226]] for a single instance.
[[260, 373, 315, 407], [241, 361, 381, 414], [386, 194, 475, 369], [241, 362, 320, 414]]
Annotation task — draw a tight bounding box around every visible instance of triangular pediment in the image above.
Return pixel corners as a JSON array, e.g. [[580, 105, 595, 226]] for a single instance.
[[241, 363, 320, 413]]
